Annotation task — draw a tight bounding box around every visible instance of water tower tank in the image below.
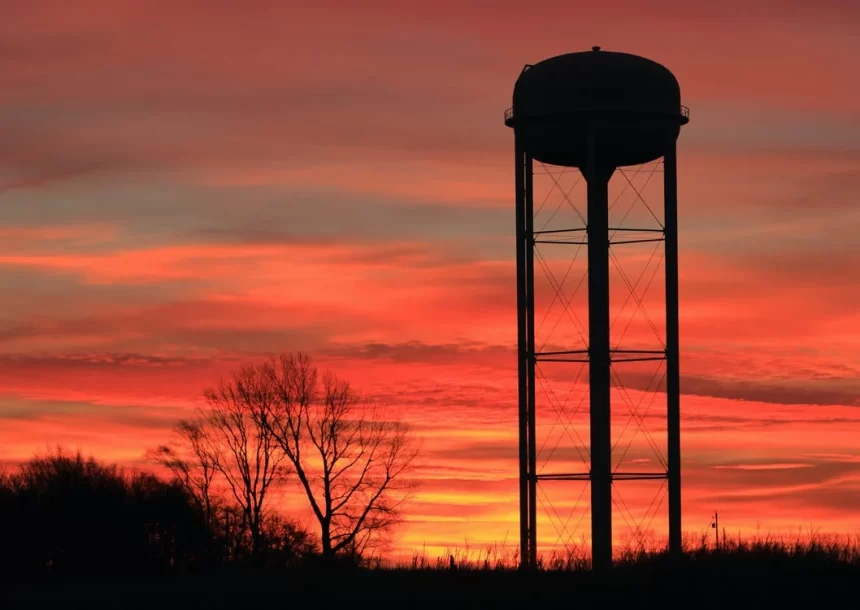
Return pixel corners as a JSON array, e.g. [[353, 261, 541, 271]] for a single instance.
[[504, 47, 689, 169]]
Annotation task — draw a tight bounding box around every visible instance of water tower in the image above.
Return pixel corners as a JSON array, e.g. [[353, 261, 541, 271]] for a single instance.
[[504, 47, 688, 571]]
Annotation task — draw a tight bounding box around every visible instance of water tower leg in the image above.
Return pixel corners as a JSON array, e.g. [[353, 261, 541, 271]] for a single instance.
[[525, 154, 538, 570], [514, 141, 530, 568], [586, 161, 613, 573], [664, 139, 682, 556]]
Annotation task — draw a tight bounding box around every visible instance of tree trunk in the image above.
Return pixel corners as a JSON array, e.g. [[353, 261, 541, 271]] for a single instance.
[[320, 520, 332, 559]]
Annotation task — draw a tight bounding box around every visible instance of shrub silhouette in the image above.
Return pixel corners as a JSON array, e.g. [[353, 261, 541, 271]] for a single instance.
[[0, 449, 214, 579]]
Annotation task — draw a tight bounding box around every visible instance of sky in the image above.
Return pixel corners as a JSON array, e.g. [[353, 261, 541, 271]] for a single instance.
[[1, 0, 860, 559]]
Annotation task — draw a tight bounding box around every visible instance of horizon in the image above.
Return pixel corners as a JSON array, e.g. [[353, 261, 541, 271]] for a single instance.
[[1, 0, 859, 560]]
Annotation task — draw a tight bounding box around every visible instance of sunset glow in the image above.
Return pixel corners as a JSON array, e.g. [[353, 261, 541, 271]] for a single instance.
[[2, 1, 859, 560]]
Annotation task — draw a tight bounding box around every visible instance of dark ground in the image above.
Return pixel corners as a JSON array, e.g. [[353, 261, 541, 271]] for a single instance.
[[3, 554, 857, 610]]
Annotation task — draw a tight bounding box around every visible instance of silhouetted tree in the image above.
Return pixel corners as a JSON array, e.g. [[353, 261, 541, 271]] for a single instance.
[[257, 512, 318, 568], [261, 353, 418, 560], [153, 364, 291, 559], [147, 419, 219, 526], [0, 449, 213, 579], [127, 470, 215, 571]]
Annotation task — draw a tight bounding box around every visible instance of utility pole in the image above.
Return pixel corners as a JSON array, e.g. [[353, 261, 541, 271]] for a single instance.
[[711, 511, 719, 551]]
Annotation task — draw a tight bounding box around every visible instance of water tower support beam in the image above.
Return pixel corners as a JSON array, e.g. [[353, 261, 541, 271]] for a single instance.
[[586, 126, 614, 573], [515, 139, 538, 568], [664, 138, 682, 556], [525, 153, 538, 569]]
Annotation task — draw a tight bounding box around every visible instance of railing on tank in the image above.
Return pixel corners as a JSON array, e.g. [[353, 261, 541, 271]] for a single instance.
[[505, 105, 690, 123]]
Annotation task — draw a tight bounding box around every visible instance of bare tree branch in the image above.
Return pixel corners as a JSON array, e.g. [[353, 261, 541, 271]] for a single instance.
[[145, 419, 219, 527], [150, 363, 291, 559], [259, 352, 418, 560]]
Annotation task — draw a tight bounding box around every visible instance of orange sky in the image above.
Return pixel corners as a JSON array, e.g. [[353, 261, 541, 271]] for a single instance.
[[1, 0, 860, 559]]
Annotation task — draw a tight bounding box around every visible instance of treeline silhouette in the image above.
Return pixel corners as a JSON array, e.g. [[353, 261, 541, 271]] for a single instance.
[[0, 352, 417, 584], [0, 449, 316, 581], [3, 352, 859, 608], [2, 454, 860, 609]]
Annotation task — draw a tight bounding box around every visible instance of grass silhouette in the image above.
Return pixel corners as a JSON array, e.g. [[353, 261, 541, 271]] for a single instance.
[[5, 534, 858, 609], [393, 529, 860, 571]]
